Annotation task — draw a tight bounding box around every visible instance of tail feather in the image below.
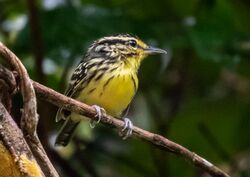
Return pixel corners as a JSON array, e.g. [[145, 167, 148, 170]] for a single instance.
[[55, 117, 79, 146]]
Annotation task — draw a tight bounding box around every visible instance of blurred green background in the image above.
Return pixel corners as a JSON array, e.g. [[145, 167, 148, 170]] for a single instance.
[[1, 0, 250, 176]]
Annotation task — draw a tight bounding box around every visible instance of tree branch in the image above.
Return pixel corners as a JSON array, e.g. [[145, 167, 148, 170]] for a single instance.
[[0, 102, 44, 177], [26, 0, 52, 153], [0, 64, 17, 111], [0, 41, 59, 177], [0, 68, 43, 176], [32, 81, 230, 177]]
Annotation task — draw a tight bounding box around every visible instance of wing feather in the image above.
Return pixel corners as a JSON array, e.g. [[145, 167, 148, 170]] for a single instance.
[[55, 61, 88, 122]]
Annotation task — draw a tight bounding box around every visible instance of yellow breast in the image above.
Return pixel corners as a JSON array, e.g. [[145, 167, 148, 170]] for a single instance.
[[77, 71, 138, 117]]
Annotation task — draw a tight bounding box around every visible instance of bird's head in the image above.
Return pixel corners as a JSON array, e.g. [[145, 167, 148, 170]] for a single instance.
[[87, 34, 167, 66]]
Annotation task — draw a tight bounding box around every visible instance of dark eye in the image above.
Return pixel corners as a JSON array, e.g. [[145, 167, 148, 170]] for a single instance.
[[128, 40, 137, 47]]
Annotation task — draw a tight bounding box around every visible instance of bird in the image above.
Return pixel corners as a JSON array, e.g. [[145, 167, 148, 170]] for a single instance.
[[55, 34, 167, 146]]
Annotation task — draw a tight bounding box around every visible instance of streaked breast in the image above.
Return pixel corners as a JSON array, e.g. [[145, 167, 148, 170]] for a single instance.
[[77, 69, 138, 117]]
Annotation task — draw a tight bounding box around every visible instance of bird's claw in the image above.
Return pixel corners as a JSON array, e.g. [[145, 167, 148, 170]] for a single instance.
[[120, 118, 133, 139], [90, 105, 106, 128]]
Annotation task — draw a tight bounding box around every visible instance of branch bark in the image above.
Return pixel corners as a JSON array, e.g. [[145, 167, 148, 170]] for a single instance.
[[26, 0, 52, 153], [0, 64, 17, 111], [0, 65, 43, 177], [33, 81, 230, 177], [0, 102, 44, 177], [0, 41, 59, 177]]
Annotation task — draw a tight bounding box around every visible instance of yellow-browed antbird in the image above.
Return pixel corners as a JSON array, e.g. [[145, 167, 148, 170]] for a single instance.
[[55, 34, 167, 146]]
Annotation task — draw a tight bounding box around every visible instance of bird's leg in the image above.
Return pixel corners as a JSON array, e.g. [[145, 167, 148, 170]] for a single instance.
[[90, 105, 106, 128], [120, 117, 134, 139]]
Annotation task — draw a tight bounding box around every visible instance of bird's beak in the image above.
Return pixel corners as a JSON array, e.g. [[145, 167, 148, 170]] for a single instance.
[[144, 46, 167, 55]]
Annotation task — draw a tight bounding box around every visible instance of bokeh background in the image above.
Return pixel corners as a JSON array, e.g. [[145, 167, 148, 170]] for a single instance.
[[1, 0, 250, 177]]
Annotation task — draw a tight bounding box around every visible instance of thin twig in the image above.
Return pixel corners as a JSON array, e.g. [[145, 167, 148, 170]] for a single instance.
[[0, 41, 59, 177], [33, 81, 231, 177]]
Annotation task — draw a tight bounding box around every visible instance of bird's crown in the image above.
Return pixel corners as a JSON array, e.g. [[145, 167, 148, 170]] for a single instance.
[[85, 34, 167, 62]]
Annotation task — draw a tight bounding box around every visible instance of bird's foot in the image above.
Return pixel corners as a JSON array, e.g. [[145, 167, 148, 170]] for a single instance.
[[119, 118, 134, 140], [90, 105, 106, 128]]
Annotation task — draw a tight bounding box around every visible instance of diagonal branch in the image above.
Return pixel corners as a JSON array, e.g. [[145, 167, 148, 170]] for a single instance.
[[33, 81, 231, 177]]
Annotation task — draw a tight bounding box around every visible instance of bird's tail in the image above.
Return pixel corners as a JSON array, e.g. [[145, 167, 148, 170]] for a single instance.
[[55, 117, 80, 146]]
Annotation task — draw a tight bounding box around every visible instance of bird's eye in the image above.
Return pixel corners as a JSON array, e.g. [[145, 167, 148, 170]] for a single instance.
[[128, 40, 137, 47]]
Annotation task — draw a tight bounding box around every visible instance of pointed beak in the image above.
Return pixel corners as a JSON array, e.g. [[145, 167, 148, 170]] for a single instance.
[[144, 46, 167, 55]]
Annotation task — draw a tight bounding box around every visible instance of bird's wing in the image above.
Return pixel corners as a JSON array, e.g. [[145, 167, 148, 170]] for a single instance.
[[55, 61, 88, 122]]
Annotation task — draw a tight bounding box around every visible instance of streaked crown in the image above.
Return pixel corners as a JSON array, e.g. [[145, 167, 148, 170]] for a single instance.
[[86, 34, 167, 61]]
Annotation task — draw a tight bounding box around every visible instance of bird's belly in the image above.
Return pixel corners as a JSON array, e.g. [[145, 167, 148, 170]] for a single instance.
[[77, 74, 137, 117]]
